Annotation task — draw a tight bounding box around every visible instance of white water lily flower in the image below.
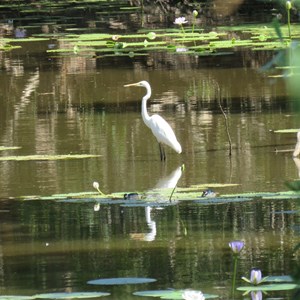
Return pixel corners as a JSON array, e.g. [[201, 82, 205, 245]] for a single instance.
[[92, 181, 105, 195], [182, 290, 205, 300], [94, 203, 100, 212], [174, 17, 188, 25], [93, 181, 99, 190]]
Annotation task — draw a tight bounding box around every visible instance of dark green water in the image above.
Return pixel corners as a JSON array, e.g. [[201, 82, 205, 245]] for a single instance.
[[0, 11, 300, 299]]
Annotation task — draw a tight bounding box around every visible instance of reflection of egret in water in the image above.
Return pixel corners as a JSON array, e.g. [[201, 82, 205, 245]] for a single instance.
[[147, 164, 184, 202], [130, 165, 184, 241], [130, 206, 157, 242], [293, 132, 300, 157], [155, 165, 183, 189], [293, 157, 300, 178], [144, 206, 156, 242]]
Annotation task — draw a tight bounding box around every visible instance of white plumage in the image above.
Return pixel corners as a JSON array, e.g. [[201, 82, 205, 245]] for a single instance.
[[124, 80, 182, 160]]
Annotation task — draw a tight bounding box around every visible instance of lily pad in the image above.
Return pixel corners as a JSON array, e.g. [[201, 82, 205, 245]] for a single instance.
[[0, 146, 21, 151], [274, 129, 300, 133], [133, 289, 219, 299], [262, 191, 300, 200], [33, 292, 110, 299], [265, 275, 294, 282], [0, 154, 101, 161], [121, 201, 176, 207], [237, 283, 298, 292], [194, 197, 253, 204], [87, 277, 156, 285], [222, 192, 279, 198], [0, 297, 34, 300]]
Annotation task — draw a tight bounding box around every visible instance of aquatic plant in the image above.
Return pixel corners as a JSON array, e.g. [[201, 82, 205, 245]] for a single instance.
[[174, 17, 188, 35], [92, 181, 105, 195], [242, 269, 269, 285], [286, 1, 292, 39], [133, 289, 218, 299], [251, 291, 262, 300], [229, 240, 245, 295], [192, 10, 198, 34], [229, 240, 245, 254], [182, 289, 205, 300]]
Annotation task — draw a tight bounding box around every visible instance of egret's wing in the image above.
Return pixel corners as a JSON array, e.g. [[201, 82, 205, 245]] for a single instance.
[[149, 115, 182, 153], [293, 142, 300, 157], [293, 132, 300, 157]]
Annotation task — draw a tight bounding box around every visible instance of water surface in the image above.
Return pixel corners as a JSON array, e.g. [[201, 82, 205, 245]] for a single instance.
[[0, 30, 299, 300]]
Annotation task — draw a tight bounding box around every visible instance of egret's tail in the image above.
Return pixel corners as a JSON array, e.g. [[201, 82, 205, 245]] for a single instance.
[[174, 141, 182, 154]]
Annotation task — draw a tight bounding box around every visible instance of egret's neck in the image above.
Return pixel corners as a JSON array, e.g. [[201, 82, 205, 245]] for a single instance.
[[142, 89, 151, 125]]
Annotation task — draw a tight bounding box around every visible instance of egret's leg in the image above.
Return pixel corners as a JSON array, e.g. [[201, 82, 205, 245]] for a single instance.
[[159, 143, 166, 161]]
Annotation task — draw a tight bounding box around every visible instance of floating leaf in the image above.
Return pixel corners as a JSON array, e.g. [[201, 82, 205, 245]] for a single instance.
[[0, 154, 101, 161], [0, 146, 21, 151], [87, 277, 156, 285], [33, 291, 110, 299], [133, 289, 219, 299], [274, 129, 300, 133], [194, 197, 253, 204], [147, 32, 156, 40], [222, 192, 279, 198], [237, 283, 298, 292], [121, 202, 176, 207], [265, 275, 293, 282], [0, 296, 35, 300]]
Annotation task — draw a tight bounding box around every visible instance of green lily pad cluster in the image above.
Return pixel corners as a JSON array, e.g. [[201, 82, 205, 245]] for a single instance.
[[42, 23, 300, 58]]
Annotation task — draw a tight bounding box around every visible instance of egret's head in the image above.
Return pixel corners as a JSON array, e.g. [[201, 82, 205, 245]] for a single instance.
[[124, 80, 149, 88]]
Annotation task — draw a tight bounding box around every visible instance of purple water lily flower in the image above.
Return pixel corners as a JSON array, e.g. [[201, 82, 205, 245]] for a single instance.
[[251, 290, 263, 300], [250, 269, 262, 285], [229, 240, 245, 254], [242, 268, 268, 285]]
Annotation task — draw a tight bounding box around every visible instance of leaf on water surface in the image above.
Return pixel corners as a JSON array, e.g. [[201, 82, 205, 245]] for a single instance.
[[121, 201, 177, 208], [222, 192, 279, 198], [0, 154, 101, 161], [8, 38, 50, 43], [0, 296, 35, 300], [274, 129, 300, 133], [181, 183, 239, 190], [265, 275, 293, 282], [133, 289, 219, 299], [273, 210, 299, 214], [237, 283, 298, 292], [33, 291, 110, 299], [87, 277, 157, 285], [0, 146, 21, 151], [194, 197, 253, 205], [262, 191, 300, 200]]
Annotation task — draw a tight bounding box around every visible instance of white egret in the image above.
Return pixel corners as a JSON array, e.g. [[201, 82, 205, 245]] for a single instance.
[[293, 131, 300, 157], [124, 80, 182, 161]]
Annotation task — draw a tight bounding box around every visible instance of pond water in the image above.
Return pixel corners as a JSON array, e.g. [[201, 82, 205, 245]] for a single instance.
[[1, 11, 300, 300]]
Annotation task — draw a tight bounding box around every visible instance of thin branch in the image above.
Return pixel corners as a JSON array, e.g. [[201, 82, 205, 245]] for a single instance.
[[217, 85, 232, 156]]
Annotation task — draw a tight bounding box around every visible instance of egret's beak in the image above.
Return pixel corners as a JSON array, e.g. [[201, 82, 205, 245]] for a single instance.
[[124, 82, 139, 87]]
